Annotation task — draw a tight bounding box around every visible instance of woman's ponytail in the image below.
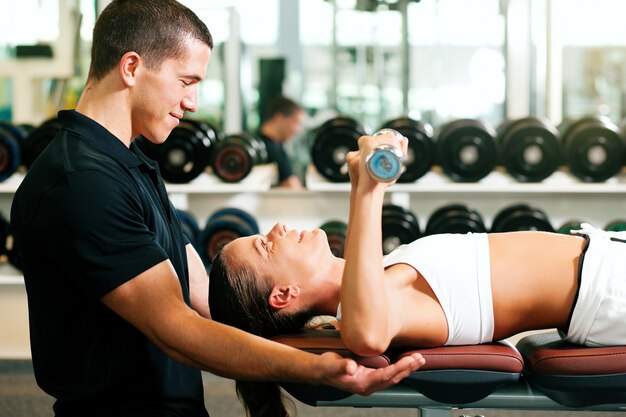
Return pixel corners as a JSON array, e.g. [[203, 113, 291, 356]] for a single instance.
[[236, 380, 293, 417]]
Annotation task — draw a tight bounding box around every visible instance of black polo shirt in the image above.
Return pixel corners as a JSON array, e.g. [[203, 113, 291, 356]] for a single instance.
[[11, 110, 208, 417], [257, 131, 294, 184]]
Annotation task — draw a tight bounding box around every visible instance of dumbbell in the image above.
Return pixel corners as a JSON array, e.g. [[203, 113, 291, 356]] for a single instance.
[[557, 220, 585, 235], [137, 119, 219, 183], [22, 117, 63, 169], [365, 129, 406, 182], [0, 122, 24, 181], [425, 204, 486, 235], [176, 209, 201, 249], [379, 117, 435, 182], [199, 207, 259, 266], [560, 116, 625, 182], [490, 203, 553, 233], [211, 132, 268, 183], [496, 117, 561, 182], [320, 220, 347, 258], [381, 204, 421, 255], [436, 119, 498, 182], [311, 116, 366, 182]]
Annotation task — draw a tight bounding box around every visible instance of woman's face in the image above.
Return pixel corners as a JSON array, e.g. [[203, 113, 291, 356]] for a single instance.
[[226, 223, 333, 288]]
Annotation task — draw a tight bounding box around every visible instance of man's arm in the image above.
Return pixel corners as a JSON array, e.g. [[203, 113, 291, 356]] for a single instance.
[[186, 243, 211, 319], [101, 260, 424, 392]]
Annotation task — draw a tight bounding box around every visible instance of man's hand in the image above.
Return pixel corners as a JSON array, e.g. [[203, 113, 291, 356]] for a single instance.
[[315, 351, 424, 396]]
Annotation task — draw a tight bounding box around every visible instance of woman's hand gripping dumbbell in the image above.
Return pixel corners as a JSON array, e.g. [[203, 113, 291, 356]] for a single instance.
[[345, 129, 408, 190]]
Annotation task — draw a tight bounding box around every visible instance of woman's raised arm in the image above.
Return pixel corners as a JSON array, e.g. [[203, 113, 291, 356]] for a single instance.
[[340, 132, 407, 356]]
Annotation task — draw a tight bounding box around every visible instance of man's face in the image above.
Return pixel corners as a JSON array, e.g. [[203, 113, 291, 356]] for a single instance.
[[132, 37, 211, 143], [276, 109, 306, 143]]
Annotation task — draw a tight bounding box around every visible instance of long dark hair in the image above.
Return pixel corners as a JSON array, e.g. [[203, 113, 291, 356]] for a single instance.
[[208, 247, 314, 417]]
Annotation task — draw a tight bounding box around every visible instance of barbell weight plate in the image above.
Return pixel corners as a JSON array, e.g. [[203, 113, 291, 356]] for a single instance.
[[436, 119, 498, 182], [157, 120, 213, 183], [560, 116, 625, 182], [311, 116, 365, 183], [490, 203, 553, 233], [497, 117, 561, 182]]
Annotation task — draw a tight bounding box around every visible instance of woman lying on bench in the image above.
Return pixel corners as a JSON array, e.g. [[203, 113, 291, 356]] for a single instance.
[[208, 131, 626, 417]]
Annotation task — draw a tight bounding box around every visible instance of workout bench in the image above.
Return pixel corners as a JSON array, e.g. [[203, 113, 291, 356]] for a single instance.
[[273, 330, 626, 416]]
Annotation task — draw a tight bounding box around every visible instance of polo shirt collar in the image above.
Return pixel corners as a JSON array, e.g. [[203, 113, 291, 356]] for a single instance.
[[58, 110, 147, 169]]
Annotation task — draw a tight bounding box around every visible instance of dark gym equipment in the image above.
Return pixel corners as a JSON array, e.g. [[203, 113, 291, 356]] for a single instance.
[[0, 211, 21, 271], [556, 220, 584, 235], [560, 116, 625, 182], [211, 132, 268, 183], [137, 119, 219, 184], [0, 122, 23, 181], [176, 209, 201, 248], [425, 204, 487, 235], [379, 117, 435, 182], [381, 204, 421, 255], [605, 220, 626, 232], [199, 207, 259, 266], [22, 117, 63, 169], [311, 116, 366, 182], [436, 119, 498, 182], [320, 220, 347, 258], [496, 117, 561, 182], [490, 203, 554, 233]]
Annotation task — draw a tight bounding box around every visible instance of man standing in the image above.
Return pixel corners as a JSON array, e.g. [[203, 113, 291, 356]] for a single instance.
[[258, 95, 306, 189], [10, 1, 423, 416]]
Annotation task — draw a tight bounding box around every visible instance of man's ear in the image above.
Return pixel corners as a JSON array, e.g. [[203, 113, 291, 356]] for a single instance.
[[119, 51, 141, 87], [268, 285, 301, 311]]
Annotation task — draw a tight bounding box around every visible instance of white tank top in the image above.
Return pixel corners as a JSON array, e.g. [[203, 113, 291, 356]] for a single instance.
[[382, 233, 494, 345]]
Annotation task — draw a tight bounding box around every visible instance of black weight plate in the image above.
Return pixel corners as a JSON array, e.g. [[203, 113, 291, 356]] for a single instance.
[[437, 119, 498, 182], [0, 127, 21, 181], [321, 220, 347, 258], [22, 117, 63, 169], [211, 134, 257, 183], [498, 117, 561, 182], [425, 204, 485, 235], [158, 120, 213, 183], [561, 116, 625, 182], [491, 204, 553, 233], [312, 116, 365, 182], [490, 203, 534, 232], [199, 210, 259, 266], [381, 204, 420, 254], [208, 207, 259, 235], [381, 117, 435, 182]]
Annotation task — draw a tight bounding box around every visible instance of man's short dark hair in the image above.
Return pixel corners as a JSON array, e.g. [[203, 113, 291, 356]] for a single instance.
[[88, 0, 213, 81], [264, 96, 303, 121]]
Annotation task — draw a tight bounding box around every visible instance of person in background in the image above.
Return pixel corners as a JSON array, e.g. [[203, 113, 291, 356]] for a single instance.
[[257, 95, 306, 189], [9, 1, 423, 416]]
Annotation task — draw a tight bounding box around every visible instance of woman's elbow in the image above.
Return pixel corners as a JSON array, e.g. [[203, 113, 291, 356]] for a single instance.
[[341, 329, 390, 357]]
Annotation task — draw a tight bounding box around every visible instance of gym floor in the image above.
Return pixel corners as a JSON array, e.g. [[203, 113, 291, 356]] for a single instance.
[[0, 359, 622, 417]]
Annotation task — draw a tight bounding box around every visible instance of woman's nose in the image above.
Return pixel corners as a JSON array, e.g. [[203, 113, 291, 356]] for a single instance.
[[268, 223, 287, 238]]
